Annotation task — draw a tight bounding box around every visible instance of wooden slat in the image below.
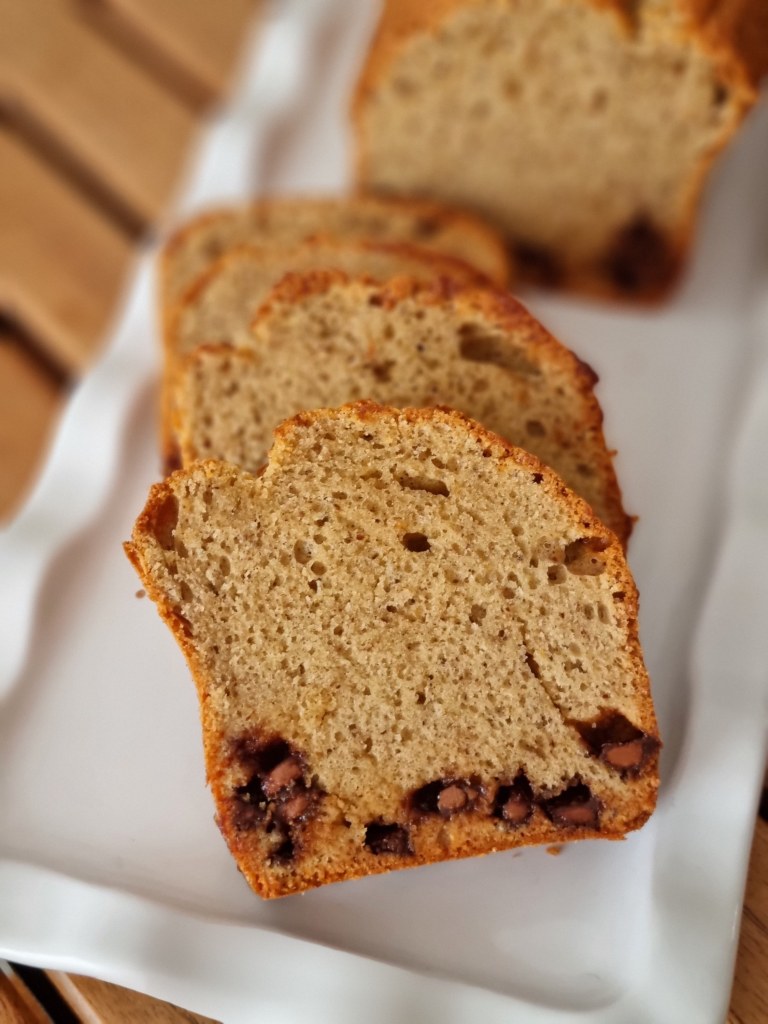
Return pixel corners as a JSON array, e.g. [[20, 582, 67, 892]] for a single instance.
[[0, 334, 64, 522], [0, 0, 198, 224], [0, 130, 133, 372], [0, 965, 51, 1024], [48, 972, 219, 1024], [729, 818, 768, 1024], [87, 0, 259, 105]]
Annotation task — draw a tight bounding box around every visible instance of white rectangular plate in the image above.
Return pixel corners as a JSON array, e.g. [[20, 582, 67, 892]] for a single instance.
[[1, 3, 767, 1021]]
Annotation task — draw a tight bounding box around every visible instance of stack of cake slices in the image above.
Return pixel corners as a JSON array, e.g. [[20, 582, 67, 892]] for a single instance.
[[127, 193, 659, 898]]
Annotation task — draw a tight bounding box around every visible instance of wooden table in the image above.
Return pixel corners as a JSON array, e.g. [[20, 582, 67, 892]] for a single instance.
[[0, 2, 765, 1021]]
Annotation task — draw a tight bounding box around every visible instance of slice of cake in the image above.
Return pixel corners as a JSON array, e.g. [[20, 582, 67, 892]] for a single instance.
[[125, 402, 659, 899], [353, 0, 766, 299], [161, 238, 489, 467], [161, 194, 513, 306], [173, 273, 633, 545]]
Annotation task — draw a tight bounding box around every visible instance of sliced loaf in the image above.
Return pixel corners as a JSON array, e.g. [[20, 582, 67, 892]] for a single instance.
[[161, 194, 513, 306], [162, 239, 489, 465], [125, 402, 659, 899], [354, 0, 766, 299], [174, 273, 632, 544]]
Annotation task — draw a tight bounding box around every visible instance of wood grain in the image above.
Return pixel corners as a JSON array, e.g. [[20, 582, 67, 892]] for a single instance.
[[0, 0, 197, 224], [48, 972, 218, 1023], [0, 130, 134, 372], [0, 968, 50, 1024], [0, 334, 64, 522], [90, 0, 258, 104], [729, 819, 768, 1024]]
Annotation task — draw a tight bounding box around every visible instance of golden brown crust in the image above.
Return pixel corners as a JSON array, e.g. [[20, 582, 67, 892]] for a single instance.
[[353, 0, 762, 301], [249, 272, 633, 545], [680, 0, 768, 87], [126, 403, 658, 898], [160, 193, 514, 305]]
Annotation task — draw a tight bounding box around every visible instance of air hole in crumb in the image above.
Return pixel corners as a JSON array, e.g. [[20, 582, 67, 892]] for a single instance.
[[458, 323, 541, 375], [526, 419, 546, 437], [713, 81, 729, 106], [220, 556, 230, 576], [532, 473, 543, 484], [416, 691, 426, 705], [590, 88, 608, 112], [151, 493, 178, 550], [293, 540, 312, 564], [469, 603, 486, 625], [403, 532, 431, 552], [396, 473, 449, 497], [597, 603, 610, 624], [368, 360, 395, 382], [393, 76, 417, 96], [179, 580, 193, 603], [308, 580, 319, 593], [525, 651, 541, 678], [547, 564, 567, 584], [332, 491, 348, 501], [502, 587, 516, 600], [333, 625, 343, 636], [583, 604, 595, 620], [503, 76, 521, 99], [564, 538, 608, 576], [310, 561, 326, 576]]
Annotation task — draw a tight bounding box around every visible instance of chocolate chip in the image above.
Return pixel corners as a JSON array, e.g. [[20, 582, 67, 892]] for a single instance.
[[364, 822, 413, 855], [253, 739, 293, 774], [232, 775, 267, 831], [277, 790, 311, 823], [411, 778, 480, 817], [543, 784, 602, 829], [269, 834, 295, 863], [513, 240, 564, 287], [493, 776, 533, 827], [602, 739, 645, 770], [227, 734, 323, 848], [262, 756, 303, 797], [603, 215, 676, 294], [574, 711, 659, 776]]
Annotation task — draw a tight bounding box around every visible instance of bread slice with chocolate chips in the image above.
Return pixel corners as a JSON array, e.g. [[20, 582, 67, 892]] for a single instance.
[[162, 240, 489, 468], [125, 402, 659, 899], [354, 0, 766, 299], [161, 194, 513, 308], [174, 272, 633, 545]]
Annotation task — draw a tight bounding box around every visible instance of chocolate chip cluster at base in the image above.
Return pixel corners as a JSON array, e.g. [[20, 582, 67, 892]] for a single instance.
[[126, 403, 660, 898]]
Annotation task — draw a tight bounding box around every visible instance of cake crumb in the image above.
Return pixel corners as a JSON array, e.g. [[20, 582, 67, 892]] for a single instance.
[[135, 589, 146, 599], [546, 845, 564, 856]]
